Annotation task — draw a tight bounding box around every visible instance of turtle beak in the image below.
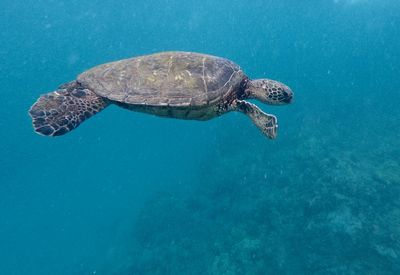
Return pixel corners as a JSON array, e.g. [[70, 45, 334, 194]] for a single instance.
[[282, 87, 293, 104]]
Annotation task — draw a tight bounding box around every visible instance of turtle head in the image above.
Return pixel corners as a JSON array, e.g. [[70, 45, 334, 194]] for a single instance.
[[247, 79, 293, 105]]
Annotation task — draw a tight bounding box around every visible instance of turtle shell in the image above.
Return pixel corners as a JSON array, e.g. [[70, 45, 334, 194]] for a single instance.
[[77, 51, 245, 107]]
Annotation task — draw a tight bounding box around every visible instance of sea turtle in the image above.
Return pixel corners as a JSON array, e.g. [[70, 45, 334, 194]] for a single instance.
[[29, 51, 293, 139]]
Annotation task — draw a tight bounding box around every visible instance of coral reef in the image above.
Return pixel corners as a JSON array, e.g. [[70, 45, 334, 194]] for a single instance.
[[107, 94, 400, 274]]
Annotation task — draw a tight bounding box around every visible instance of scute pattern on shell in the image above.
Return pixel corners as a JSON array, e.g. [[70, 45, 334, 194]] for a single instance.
[[77, 52, 245, 107]]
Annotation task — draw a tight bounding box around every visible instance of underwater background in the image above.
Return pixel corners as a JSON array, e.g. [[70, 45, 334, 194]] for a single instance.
[[1, 0, 400, 274]]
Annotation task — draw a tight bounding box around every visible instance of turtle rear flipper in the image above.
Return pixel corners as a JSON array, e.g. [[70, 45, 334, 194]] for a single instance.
[[29, 83, 109, 136]]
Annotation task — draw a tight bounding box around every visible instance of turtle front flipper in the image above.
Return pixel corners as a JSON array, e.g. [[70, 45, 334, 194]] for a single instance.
[[235, 100, 278, 139], [29, 81, 109, 136]]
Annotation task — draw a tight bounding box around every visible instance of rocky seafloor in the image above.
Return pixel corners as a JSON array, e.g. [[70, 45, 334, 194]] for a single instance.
[[102, 92, 400, 275]]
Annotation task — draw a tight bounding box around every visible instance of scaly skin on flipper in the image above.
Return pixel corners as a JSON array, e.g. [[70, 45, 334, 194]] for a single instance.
[[235, 100, 278, 139], [29, 82, 109, 136]]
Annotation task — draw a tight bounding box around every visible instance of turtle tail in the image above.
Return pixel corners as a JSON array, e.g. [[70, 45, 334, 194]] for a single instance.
[[29, 81, 109, 136]]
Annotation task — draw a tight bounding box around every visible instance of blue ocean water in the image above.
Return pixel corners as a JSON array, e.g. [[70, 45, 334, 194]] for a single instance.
[[1, 0, 400, 274]]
